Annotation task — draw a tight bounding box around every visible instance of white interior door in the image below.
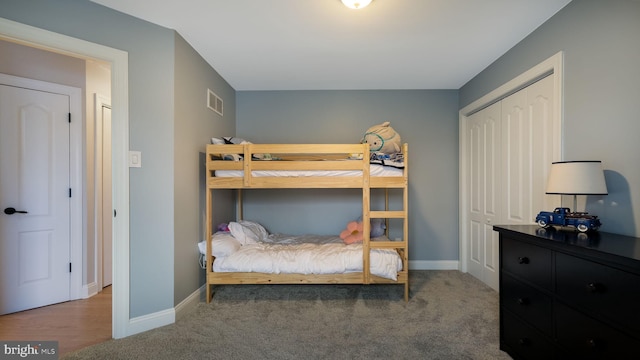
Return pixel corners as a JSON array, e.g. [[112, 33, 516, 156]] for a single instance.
[[0, 84, 71, 314], [467, 102, 501, 290], [95, 95, 113, 288]]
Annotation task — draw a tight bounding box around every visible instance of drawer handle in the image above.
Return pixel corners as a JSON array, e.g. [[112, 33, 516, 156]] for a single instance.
[[518, 256, 530, 264], [586, 283, 606, 293], [517, 297, 530, 306], [518, 338, 531, 346], [586, 338, 600, 349]]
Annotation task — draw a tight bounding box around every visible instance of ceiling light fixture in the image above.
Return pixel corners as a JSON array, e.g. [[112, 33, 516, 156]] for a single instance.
[[341, 0, 372, 9]]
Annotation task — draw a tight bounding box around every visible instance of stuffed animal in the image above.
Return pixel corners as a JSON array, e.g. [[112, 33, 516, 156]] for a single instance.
[[362, 121, 401, 154], [339, 218, 387, 244], [370, 218, 386, 238], [340, 221, 364, 245]]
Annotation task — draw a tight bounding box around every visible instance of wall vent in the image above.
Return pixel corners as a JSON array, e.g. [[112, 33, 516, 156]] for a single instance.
[[207, 89, 223, 116]]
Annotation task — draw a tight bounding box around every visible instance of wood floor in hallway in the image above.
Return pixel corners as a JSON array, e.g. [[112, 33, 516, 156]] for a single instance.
[[0, 286, 111, 356]]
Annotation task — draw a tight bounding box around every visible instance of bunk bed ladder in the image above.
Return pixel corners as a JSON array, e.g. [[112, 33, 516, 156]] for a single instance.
[[368, 143, 409, 301]]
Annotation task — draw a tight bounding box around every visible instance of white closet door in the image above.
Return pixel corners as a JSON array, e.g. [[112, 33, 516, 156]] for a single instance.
[[502, 75, 555, 225], [526, 76, 556, 215], [465, 75, 554, 291], [467, 102, 501, 290]]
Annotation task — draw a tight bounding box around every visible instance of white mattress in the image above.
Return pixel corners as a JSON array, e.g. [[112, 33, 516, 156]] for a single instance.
[[214, 164, 402, 178], [208, 234, 403, 281]]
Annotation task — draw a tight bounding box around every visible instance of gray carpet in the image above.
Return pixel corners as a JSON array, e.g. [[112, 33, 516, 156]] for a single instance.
[[63, 271, 512, 360]]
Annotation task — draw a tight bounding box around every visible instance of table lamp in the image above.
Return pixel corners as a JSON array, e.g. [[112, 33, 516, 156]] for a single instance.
[[535, 161, 608, 232], [545, 160, 608, 212]]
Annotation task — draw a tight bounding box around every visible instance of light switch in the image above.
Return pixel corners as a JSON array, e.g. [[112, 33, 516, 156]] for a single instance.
[[129, 151, 142, 167]]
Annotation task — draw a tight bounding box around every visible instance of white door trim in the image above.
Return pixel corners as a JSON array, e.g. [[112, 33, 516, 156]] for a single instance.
[[0, 17, 131, 339], [458, 51, 564, 273]]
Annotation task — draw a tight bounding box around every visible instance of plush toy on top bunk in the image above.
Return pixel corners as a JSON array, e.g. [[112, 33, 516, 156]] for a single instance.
[[362, 121, 401, 154], [339, 218, 386, 245], [361, 121, 404, 168]]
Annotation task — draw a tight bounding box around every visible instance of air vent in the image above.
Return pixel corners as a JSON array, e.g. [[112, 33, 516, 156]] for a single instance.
[[207, 89, 223, 116]]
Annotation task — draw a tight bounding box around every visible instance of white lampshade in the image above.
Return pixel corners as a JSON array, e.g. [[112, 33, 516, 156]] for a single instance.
[[341, 0, 373, 9], [546, 161, 608, 195]]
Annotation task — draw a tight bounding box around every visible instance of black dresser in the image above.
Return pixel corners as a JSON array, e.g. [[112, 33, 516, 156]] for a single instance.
[[493, 225, 640, 360]]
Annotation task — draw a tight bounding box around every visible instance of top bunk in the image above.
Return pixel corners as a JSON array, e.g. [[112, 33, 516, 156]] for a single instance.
[[205, 143, 408, 189]]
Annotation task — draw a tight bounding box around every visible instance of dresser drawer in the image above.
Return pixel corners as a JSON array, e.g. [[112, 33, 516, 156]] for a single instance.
[[501, 273, 553, 336], [555, 252, 640, 336], [501, 237, 552, 290], [501, 310, 554, 360], [555, 302, 640, 359]]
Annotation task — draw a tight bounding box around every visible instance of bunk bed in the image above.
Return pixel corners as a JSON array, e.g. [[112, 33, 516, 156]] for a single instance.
[[203, 143, 409, 301]]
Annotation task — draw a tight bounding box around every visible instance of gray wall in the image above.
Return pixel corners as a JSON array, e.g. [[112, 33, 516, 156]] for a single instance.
[[236, 90, 460, 261], [460, 0, 640, 237], [0, 39, 85, 88], [173, 33, 235, 304]]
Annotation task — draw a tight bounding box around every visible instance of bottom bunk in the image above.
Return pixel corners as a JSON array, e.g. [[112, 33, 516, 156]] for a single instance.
[[199, 220, 409, 301]]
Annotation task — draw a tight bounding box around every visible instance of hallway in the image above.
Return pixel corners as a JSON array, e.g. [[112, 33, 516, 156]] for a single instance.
[[0, 287, 111, 356]]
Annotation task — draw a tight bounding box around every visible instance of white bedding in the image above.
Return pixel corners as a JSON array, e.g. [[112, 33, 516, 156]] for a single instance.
[[200, 233, 403, 281], [214, 164, 402, 178]]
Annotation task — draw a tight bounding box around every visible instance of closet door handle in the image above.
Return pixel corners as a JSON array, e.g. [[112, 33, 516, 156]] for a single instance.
[[4, 207, 28, 215], [518, 256, 530, 265]]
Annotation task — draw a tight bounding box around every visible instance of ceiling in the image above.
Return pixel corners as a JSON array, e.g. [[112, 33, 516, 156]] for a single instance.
[[90, 0, 571, 91]]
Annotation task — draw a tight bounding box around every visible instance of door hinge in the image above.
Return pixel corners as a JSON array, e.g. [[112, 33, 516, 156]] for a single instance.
[[69, 262, 72, 272], [68, 113, 71, 123], [69, 188, 72, 197]]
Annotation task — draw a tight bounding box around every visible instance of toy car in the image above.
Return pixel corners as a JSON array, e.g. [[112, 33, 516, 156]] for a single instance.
[[535, 207, 601, 232]]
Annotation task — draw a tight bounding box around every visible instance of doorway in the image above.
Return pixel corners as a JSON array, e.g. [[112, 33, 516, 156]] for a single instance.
[[0, 17, 131, 338], [0, 46, 111, 320]]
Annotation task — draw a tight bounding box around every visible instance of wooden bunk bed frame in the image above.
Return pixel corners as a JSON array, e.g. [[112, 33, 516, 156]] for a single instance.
[[204, 143, 409, 301]]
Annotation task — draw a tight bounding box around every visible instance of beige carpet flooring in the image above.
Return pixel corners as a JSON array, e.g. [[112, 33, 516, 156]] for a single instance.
[[63, 270, 512, 360]]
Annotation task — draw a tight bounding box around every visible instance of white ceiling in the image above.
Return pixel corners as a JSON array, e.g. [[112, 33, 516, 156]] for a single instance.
[[91, 0, 571, 91]]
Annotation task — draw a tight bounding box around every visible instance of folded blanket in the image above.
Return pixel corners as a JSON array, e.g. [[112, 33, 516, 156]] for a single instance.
[[369, 152, 404, 168]]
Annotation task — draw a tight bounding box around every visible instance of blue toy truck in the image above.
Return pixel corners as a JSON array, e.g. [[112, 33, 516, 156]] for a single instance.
[[535, 207, 601, 232]]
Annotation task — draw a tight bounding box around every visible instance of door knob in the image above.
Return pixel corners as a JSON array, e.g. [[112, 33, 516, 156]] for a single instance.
[[4, 207, 28, 215]]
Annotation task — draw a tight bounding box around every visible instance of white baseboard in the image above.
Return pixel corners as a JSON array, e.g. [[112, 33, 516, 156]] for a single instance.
[[83, 281, 100, 299], [121, 287, 202, 337], [127, 308, 175, 337], [409, 260, 459, 270], [175, 285, 204, 321]]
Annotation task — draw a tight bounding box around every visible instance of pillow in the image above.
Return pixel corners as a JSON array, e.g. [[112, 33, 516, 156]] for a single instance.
[[228, 220, 269, 245], [211, 136, 251, 145], [210, 137, 270, 160], [198, 232, 241, 258], [210, 137, 251, 161]]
